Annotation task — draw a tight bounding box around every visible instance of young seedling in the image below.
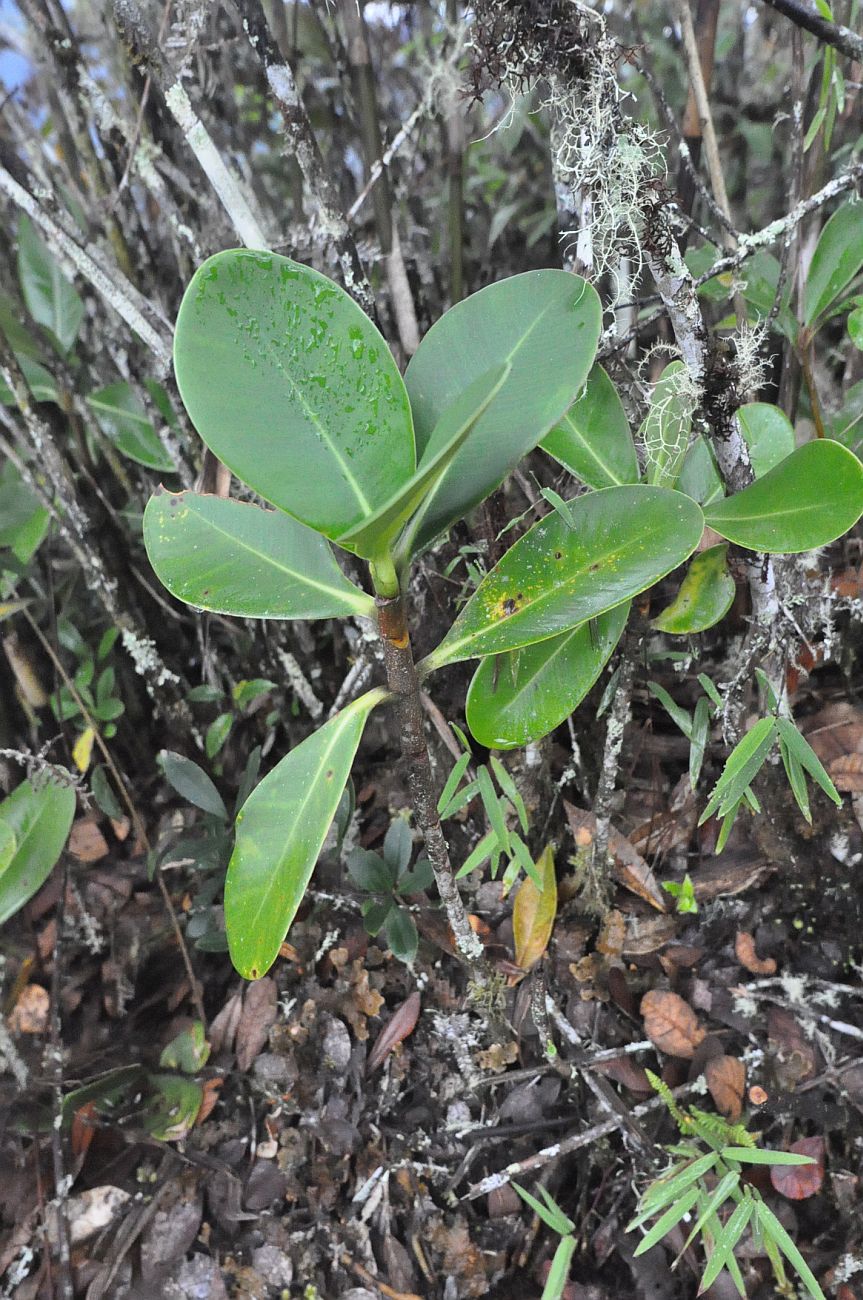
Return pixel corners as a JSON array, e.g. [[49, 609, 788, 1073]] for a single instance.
[[143, 248, 863, 982]]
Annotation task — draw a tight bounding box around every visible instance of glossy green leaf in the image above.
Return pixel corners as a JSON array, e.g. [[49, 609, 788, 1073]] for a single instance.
[[679, 436, 724, 506], [173, 250, 415, 540], [641, 362, 694, 488], [337, 363, 509, 560], [143, 491, 373, 620], [87, 383, 175, 472], [17, 215, 84, 353], [225, 688, 386, 979], [0, 778, 76, 927], [423, 486, 704, 670], [849, 304, 863, 348], [403, 270, 601, 551], [652, 545, 735, 634], [737, 403, 795, 477], [804, 200, 863, 327], [0, 821, 15, 876], [540, 364, 639, 488], [467, 603, 629, 749], [704, 440, 863, 552]]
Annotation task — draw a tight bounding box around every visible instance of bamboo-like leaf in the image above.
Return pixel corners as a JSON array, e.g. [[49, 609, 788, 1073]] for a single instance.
[[467, 604, 629, 749], [541, 364, 639, 488], [144, 491, 373, 620], [630, 1153, 719, 1225], [512, 844, 557, 971], [633, 1185, 701, 1257], [679, 1171, 741, 1255], [704, 440, 863, 553], [542, 1236, 577, 1300], [225, 689, 387, 979], [698, 1198, 754, 1294], [173, 250, 416, 540], [512, 1182, 575, 1235], [652, 545, 735, 635], [722, 1148, 816, 1166], [699, 717, 778, 824], [753, 1202, 826, 1300], [423, 486, 704, 671], [477, 764, 510, 854], [774, 718, 841, 807]]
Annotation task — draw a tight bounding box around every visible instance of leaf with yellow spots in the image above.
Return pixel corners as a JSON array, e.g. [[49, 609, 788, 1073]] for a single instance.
[[224, 688, 387, 980], [72, 726, 96, 773], [513, 844, 558, 972]]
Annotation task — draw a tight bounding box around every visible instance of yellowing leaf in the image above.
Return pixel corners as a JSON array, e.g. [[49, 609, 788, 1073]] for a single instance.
[[513, 844, 558, 972], [72, 726, 96, 773]]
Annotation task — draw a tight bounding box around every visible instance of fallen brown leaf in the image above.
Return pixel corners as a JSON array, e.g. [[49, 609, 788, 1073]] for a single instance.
[[68, 818, 109, 863], [770, 1136, 825, 1200], [513, 844, 558, 972], [195, 1076, 223, 1126], [8, 983, 50, 1034], [564, 803, 666, 911], [705, 1055, 746, 1121], [641, 989, 705, 1059], [367, 991, 421, 1073], [236, 977, 277, 1072], [767, 1007, 818, 1089], [735, 931, 777, 975]]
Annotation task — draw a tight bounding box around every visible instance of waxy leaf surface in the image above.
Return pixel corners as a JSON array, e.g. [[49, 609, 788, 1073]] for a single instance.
[[338, 363, 509, 559], [144, 491, 373, 620], [737, 402, 795, 477], [652, 544, 735, 634], [704, 439, 863, 553], [173, 250, 415, 540], [467, 603, 629, 749], [225, 690, 385, 979], [425, 486, 704, 669], [88, 382, 175, 472], [0, 779, 76, 927], [804, 200, 863, 326], [404, 270, 601, 550], [540, 364, 639, 489]]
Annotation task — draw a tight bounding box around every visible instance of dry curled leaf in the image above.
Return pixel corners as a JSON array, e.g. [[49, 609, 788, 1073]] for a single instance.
[[735, 930, 777, 975], [770, 1136, 825, 1200], [367, 991, 421, 1074], [640, 989, 705, 1059], [476, 1041, 519, 1072], [705, 1055, 746, 1121], [235, 977, 277, 1072], [68, 817, 110, 863], [564, 803, 666, 911], [513, 844, 557, 972], [8, 983, 50, 1034]]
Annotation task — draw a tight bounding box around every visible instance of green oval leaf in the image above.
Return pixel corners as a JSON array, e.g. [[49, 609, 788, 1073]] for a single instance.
[[173, 250, 415, 540], [804, 200, 863, 327], [467, 603, 629, 749], [338, 363, 510, 560], [17, 215, 84, 354], [158, 750, 227, 818], [540, 364, 639, 488], [225, 689, 386, 979], [0, 778, 76, 927], [87, 383, 175, 472], [424, 486, 704, 670], [737, 403, 795, 477], [704, 439, 863, 552], [143, 491, 373, 620], [678, 435, 724, 506], [403, 270, 601, 551], [641, 361, 695, 488], [652, 544, 735, 634]]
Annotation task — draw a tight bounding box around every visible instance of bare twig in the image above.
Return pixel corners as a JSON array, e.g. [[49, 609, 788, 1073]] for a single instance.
[[759, 0, 863, 63]]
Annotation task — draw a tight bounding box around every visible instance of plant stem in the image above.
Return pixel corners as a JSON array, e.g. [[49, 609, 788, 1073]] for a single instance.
[[374, 589, 490, 982]]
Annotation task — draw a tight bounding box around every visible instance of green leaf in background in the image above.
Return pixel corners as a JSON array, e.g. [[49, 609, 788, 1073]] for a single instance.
[[17, 214, 84, 354], [145, 1074, 204, 1141], [0, 778, 76, 927], [205, 713, 233, 759], [423, 486, 704, 670], [849, 304, 863, 349], [87, 382, 175, 472], [0, 462, 49, 563], [143, 491, 374, 620], [158, 750, 227, 819], [652, 545, 735, 634], [404, 270, 601, 551], [828, 377, 863, 460], [804, 200, 863, 327], [173, 250, 415, 540], [383, 907, 418, 964], [467, 602, 629, 749], [540, 364, 639, 489], [347, 847, 397, 893], [737, 403, 795, 477], [641, 361, 694, 488], [0, 352, 58, 407], [339, 362, 509, 561], [678, 435, 724, 506], [704, 439, 863, 552], [225, 688, 386, 979]]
